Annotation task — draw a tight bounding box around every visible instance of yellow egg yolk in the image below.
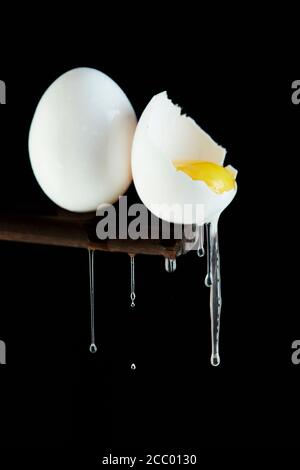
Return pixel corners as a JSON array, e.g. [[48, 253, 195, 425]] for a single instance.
[[173, 160, 236, 194]]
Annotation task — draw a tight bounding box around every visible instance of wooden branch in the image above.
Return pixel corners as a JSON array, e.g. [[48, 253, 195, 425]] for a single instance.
[[0, 210, 185, 258]]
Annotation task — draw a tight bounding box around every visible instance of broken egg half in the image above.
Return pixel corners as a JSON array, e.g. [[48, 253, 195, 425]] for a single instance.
[[132, 92, 237, 224]]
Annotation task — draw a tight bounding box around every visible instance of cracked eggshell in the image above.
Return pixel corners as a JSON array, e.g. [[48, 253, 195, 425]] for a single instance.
[[29, 67, 137, 212], [132, 92, 237, 225]]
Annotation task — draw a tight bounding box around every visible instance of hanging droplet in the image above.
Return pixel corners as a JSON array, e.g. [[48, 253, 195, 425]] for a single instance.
[[131, 363, 136, 370], [197, 225, 205, 257], [130, 292, 136, 308], [89, 343, 97, 354], [205, 274, 212, 287], [88, 249, 97, 353], [130, 255, 136, 307], [208, 216, 222, 367], [211, 353, 220, 367], [165, 258, 176, 273], [205, 223, 213, 287]]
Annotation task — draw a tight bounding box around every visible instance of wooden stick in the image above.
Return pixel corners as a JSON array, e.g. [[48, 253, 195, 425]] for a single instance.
[[0, 210, 184, 258]]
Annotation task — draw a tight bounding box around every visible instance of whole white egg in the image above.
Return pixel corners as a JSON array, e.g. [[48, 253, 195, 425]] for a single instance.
[[29, 67, 137, 212]]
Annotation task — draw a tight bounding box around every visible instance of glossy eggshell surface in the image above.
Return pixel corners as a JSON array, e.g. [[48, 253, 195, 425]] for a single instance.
[[29, 68, 137, 212]]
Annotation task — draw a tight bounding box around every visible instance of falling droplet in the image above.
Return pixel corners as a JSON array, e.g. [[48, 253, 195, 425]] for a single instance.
[[88, 249, 97, 353], [130, 255, 136, 307], [205, 223, 213, 287], [197, 225, 205, 257], [208, 216, 222, 367], [131, 363, 136, 370], [165, 258, 176, 273]]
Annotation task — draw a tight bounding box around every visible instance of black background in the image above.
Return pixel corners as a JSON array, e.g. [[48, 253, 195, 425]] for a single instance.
[[0, 13, 299, 462]]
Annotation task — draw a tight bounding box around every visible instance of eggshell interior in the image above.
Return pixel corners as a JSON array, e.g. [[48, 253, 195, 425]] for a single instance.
[[132, 92, 237, 225]]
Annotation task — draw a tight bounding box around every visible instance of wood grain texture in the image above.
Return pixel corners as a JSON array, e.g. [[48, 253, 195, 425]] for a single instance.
[[0, 210, 185, 258]]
